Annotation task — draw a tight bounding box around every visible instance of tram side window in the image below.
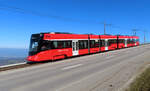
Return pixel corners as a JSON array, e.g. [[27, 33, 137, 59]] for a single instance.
[[79, 40, 84, 49], [90, 40, 95, 48], [127, 39, 134, 44], [131, 39, 134, 43], [136, 39, 139, 42], [58, 41, 64, 49], [66, 41, 72, 48], [41, 41, 51, 51], [51, 41, 72, 49], [52, 41, 58, 49], [79, 40, 88, 49], [95, 40, 99, 47], [119, 39, 125, 44], [127, 39, 131, 44], [90, 40, 99, 48], [108, 39, 117, 46], [90, 40, 96, 48], [132, 39, 136, 43], [100, 40, 105, 47]]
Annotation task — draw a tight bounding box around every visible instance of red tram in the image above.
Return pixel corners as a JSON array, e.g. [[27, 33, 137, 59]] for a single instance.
[[27, 32, 139, 62]]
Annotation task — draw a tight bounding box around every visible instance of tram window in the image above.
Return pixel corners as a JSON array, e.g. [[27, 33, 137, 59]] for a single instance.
[[52, 41, 58, 49], [127, 39, 133, 44], [119, 39, 125, 43], [59, 41, 72, 49], [90, 40, 95, 48], [90, 40, 99, 48], [66, 41, 72, 48], [73, 42, 75, 51], [79, 40, 84, 49], [48, 41, 72, 49], [108, 40, 111, 46], [57, 41, 63, 49], [132, 39, 136, 43], [95, 40, 99, 47], [40, 41, 51, 51], [105, 40, 108, 47], [108, 39, 117, 46], [136, 39, 139, 42], [79, 40, 88, 49], [130, 39, 134, 43], [84, 41, 88, 48], [127, 39, 130, 44], [76, 42, 78, 50], [99, 40, 105, 47]]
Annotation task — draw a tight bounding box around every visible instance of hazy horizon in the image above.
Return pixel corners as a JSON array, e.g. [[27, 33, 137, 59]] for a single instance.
[[0, 48, 28, 57]]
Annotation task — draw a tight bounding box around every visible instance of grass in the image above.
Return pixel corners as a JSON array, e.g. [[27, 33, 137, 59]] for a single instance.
[[127, 67, 150, 91]]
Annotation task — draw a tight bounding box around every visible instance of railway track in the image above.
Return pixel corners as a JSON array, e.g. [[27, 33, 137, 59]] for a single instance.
[[0, 59, 63, 72], [0, 62, 42, 72]]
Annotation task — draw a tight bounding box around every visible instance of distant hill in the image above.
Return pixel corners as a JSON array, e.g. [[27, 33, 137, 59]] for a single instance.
[[0, 48, 28, 66]]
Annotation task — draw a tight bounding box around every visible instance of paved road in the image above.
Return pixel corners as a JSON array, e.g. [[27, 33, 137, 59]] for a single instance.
[[1, 45, 150, 91]]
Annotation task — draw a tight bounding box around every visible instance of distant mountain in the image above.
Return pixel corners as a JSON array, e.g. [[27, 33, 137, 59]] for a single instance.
[[0, 57, 26, 66], [0, 48, 28, 57], [0, 48, 28, 66]]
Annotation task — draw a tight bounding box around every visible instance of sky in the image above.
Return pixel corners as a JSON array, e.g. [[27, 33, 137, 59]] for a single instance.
[[0, 0, 149, 49]]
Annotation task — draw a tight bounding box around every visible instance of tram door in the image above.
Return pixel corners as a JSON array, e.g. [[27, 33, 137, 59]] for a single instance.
[[72, 40, 79, 56], [105, 39, 108, 51]]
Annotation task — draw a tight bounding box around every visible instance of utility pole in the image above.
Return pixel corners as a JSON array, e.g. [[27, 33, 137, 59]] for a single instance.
[[103, 21, 111, 35], [104, 22, 106, 35], [144, 30, 146, 44]]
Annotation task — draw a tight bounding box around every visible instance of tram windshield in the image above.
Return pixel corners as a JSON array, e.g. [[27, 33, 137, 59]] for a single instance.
[[29, 34, 41, 56], [29, 39, 39, 52]]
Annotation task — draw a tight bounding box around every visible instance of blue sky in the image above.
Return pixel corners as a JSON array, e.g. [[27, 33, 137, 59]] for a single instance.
[[0, 0, 149, 49]]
